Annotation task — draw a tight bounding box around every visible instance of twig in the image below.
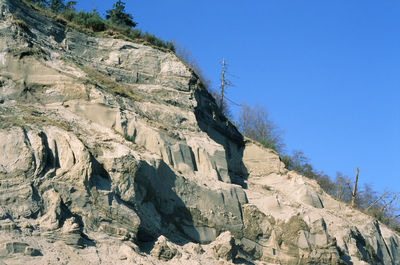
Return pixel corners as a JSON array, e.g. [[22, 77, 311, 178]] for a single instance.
[[366, 192, 388, 211]]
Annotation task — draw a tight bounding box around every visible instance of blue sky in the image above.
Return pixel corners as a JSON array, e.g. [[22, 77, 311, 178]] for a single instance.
[[77, 1, 400, 193]]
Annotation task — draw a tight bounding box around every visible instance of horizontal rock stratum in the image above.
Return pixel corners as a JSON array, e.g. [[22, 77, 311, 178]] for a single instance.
[[0, 0, 399, 264]]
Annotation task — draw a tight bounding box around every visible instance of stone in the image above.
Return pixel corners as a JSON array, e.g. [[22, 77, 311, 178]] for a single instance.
[[209, 231, 237, 261], [150, 236, 180, 261], [24, 247, 42, 256], [242, 141, 286, 177], [242, 204, 274, 241], [0, 242, 28, 256]]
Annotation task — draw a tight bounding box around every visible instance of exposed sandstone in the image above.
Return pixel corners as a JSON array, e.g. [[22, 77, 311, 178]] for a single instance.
[[0, 0, 399, 264]]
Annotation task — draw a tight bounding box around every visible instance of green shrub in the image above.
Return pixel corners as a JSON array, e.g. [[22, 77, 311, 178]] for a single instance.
[[262, 185, 272, 191], [66, 10, 105, 32], [128, 29, 142, 39], [106, 0, 137, 28], [22, 0, 175, 52], [86, 12, 105, 32], [49, 0, 66, 13], [164, 41, 175, 52], [62, 9, 76, 21], [367, 208, 389, 224]]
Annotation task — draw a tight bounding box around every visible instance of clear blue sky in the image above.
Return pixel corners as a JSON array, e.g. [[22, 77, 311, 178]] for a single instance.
[[77, 1, 400, 194]]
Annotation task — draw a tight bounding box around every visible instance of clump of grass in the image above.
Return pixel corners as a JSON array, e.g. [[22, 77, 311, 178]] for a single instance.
[[11, 14, 30, 33], [0, 105, 70, 131], [262, 185, 272, 191]]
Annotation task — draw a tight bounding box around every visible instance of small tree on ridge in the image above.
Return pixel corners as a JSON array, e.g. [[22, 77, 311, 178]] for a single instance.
[[106, 0, 137, 28], [237, 104, 285, 153], [49, 0, 65, 13]]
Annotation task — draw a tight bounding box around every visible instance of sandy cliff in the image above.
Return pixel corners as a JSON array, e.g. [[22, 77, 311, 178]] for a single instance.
[[0, 1, 399, 264]]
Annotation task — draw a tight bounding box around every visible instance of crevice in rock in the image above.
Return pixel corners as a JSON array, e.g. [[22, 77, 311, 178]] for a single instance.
[[89, 155, 111, 192], [41, 132, 59, 173], [189, 147, 198, 172], [28, 183, 41, 219]]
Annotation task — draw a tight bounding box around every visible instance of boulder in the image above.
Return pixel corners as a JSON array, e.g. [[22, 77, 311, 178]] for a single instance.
[[150, 236, 181, 261], [209, 231, 237, 261]]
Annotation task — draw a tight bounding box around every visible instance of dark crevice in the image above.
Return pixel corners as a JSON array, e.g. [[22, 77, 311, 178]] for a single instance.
[[28, 183, 41, 219], [189, 147, 198, 172], [89, 155, 111, 191], [58, 199, 94, 247]]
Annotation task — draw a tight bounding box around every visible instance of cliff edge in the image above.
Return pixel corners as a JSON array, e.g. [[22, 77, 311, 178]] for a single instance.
[[0, 1, 399, 264]]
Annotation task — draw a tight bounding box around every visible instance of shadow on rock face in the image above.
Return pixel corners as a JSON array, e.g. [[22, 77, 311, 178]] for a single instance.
[[194, 87, 249, 187], [133, 160, 200, 245], [9, 0, 66, 44], [90, 156, 112, 192], [109, 152, 246, 248]]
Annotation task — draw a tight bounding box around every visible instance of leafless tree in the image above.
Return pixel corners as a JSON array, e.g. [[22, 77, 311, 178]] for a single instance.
[[334, 172, 352, 202], [173, 42, 211, 88], [174, 43, 233, 117], [237, 104, 285, 153]]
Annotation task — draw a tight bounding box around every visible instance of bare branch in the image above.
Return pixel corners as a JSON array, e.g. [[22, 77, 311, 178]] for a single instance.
[[366, 191, 389, 211], [381, 194, 399, 213]]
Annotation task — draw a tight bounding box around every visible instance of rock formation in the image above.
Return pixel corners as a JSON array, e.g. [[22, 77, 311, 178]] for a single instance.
[[0, 0, 399, 264]]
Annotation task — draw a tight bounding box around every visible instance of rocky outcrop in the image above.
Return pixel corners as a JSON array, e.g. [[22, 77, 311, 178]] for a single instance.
[[0, 0, 399, 264], [150, 236, 181, 261]]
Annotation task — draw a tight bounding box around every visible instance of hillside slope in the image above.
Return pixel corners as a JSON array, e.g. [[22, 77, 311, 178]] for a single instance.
[[0, 1, 399, 264]]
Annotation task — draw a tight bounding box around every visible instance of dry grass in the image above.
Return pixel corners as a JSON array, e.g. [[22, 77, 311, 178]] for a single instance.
[[11, 14, 30, 33], [76, 63, 142, 101], [0, 106, 70, 131]]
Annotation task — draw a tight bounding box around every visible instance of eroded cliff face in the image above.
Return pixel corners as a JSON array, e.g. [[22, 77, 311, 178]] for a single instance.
[[0, 1, 399, 264]]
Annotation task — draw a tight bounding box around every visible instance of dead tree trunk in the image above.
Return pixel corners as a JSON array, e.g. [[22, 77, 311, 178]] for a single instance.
[[351, 167, 359, 207], [219, 58, 226, 111]]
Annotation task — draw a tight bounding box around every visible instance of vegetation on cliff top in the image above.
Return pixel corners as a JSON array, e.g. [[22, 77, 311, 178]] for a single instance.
[[23, 0, 175, 52]]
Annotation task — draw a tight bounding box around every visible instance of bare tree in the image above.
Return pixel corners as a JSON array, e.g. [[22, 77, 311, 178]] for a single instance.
[[220, 58, 226, 111], [217, 58, 234, 116], [287, 150, 309, 171], [237, 104, 285, 153], [334, 172, 352, 202], [173, 43, 232, 117], [173, 42, 211, 88]]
